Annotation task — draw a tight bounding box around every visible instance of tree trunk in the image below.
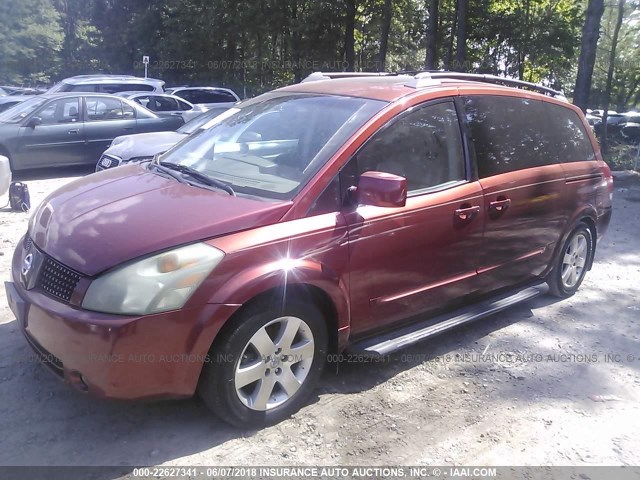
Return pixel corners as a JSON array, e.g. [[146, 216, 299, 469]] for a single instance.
[[601, 0, 625, 154], [424, 0, 439, 70], [454, 0, 468, 72], [344, 0, 357, 71], [517, 0, 531, 80], [573, 0, 605, 112], [376, 0, 393, 71], [444, 1, 458, 71]]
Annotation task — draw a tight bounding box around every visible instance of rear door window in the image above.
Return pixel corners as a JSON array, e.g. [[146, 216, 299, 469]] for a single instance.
[[463, 95, 555, 177], [151, 95, 180, 111], [85, 97, 125, 121]]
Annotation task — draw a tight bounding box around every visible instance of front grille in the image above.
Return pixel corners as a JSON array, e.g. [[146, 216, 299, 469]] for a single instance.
[[35, 255, 81, 303], [98, 154, 121, 170]]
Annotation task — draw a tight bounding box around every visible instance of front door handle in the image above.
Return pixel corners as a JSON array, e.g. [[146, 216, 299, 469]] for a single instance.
[[454, 205, 480, 221], [489, 198, 511, 212], [67, 129, 80, 135]]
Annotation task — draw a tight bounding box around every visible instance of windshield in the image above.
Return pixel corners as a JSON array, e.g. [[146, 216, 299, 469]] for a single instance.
[[177, 108, 233, 135], [159, 93, 385, 200], [0, 97, 47, 123]]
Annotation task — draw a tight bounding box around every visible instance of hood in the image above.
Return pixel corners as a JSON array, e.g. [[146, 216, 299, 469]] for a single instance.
[[105, 131, 186, 161], [29, 164, 291, 276]]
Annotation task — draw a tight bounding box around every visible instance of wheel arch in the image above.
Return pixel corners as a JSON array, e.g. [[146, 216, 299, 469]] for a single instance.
[[546, 207, 598, 279]]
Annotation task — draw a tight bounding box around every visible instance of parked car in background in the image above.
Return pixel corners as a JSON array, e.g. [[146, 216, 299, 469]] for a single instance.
[[116, 92, 206, 123], [0, 96, 30, 113], [6, 72, 612, 427], [0, 86, 46, 96], [590, 109, 617, 117], [96, 106, 232, 171], [166, 86, 239, 108], [48, 75, 165, 94], [593, 113, 627, 136], [0, 92, 183, 170], [620, 113, 640, 142]]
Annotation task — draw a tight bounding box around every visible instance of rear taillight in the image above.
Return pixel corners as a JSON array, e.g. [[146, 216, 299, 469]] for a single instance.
[[599, 161, 614, 196]]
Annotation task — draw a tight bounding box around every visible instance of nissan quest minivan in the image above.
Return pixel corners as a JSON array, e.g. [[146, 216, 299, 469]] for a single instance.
[[5, 72, 613, 427]]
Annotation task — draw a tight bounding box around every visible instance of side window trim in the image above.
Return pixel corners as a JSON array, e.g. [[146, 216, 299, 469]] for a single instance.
[[453, 96, 478, 182]]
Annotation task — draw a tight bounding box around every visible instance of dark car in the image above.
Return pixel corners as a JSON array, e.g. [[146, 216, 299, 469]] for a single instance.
[[0, 93, 183, 170], [96, 106, 233, 171], [6, 72, 612, 428], [593, 113, 627, 136]]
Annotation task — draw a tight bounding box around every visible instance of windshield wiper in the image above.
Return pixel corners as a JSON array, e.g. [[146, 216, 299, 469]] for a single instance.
[[157, 161, 235, 196]]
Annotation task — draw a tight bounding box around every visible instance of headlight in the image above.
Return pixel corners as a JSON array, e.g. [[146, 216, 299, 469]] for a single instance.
[[82, 243, 224, 315]]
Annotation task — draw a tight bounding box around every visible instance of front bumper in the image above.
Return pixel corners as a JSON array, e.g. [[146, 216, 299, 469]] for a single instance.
[[7, 241, 240, 401]]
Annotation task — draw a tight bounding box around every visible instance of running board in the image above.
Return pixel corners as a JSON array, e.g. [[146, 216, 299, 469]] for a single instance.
[[348, 283, 548, 356]]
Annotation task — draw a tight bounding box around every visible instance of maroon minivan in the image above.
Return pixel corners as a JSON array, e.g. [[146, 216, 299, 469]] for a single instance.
[[6, 72, 613, 427]]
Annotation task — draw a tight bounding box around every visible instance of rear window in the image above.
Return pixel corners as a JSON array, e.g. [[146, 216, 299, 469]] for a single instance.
[[463, 95, 594, 178], [176, 90, 237, 104]]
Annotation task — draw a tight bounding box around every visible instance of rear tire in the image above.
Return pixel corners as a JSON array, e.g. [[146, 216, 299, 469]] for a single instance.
[[198, 298, 328, 428], [547, 224, 593, 298]]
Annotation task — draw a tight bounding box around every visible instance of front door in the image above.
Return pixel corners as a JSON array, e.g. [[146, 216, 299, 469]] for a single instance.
[[345, 100, 485, 337], [17, 97, 85, 168]]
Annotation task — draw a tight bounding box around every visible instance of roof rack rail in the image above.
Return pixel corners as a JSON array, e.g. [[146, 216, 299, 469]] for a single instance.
[[302, 71, 396, 83], [301, 70, 565, 99], [424, 72, 565, 98]]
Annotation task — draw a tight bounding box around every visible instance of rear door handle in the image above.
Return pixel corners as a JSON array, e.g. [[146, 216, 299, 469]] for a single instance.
[[67, 129, 80, 135], [489, 198, 511, 212], [454, 205, 480, 221]]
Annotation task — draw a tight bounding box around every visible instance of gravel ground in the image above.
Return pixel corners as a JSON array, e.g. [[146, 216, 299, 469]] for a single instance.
[[0, 169, 638, 470]]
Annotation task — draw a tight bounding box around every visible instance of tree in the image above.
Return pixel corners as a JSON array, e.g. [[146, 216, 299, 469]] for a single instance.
[[0, 0, 63, 84], [601, 0, 626, 153], [376, 0, 393, 71], [454, 0, 468, 71], [424, 0, 439, 70], [344, 0, 357, 71], [573, 0, 605, 111]]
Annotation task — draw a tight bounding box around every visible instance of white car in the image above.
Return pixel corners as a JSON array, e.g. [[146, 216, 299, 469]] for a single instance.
[[117, 92, 206, 123]]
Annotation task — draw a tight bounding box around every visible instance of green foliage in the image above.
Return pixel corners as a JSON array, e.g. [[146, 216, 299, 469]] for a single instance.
[[0, 0, 63, 84], [589, 1, 640, 110], [0, 0, 636, 106]]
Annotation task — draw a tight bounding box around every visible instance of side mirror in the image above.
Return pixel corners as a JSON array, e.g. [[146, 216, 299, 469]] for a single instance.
[[356, 171, 407, 208], [27, 116, 42, 128]]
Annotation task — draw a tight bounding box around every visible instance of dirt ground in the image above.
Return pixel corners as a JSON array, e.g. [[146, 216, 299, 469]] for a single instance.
[[0, 168, 639, 470]]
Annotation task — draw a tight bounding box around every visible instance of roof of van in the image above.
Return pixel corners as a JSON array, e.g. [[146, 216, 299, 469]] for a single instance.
[[279, 73, 567, 104]]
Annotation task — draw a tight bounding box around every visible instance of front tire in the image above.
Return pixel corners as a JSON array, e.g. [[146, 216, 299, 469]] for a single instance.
[[547, 224, 593, 298], [198, 299, 328, 428]]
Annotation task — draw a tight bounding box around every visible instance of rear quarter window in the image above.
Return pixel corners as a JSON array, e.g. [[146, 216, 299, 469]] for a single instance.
[[544, 103, 595, 163], [463, 95, 594, 178]]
